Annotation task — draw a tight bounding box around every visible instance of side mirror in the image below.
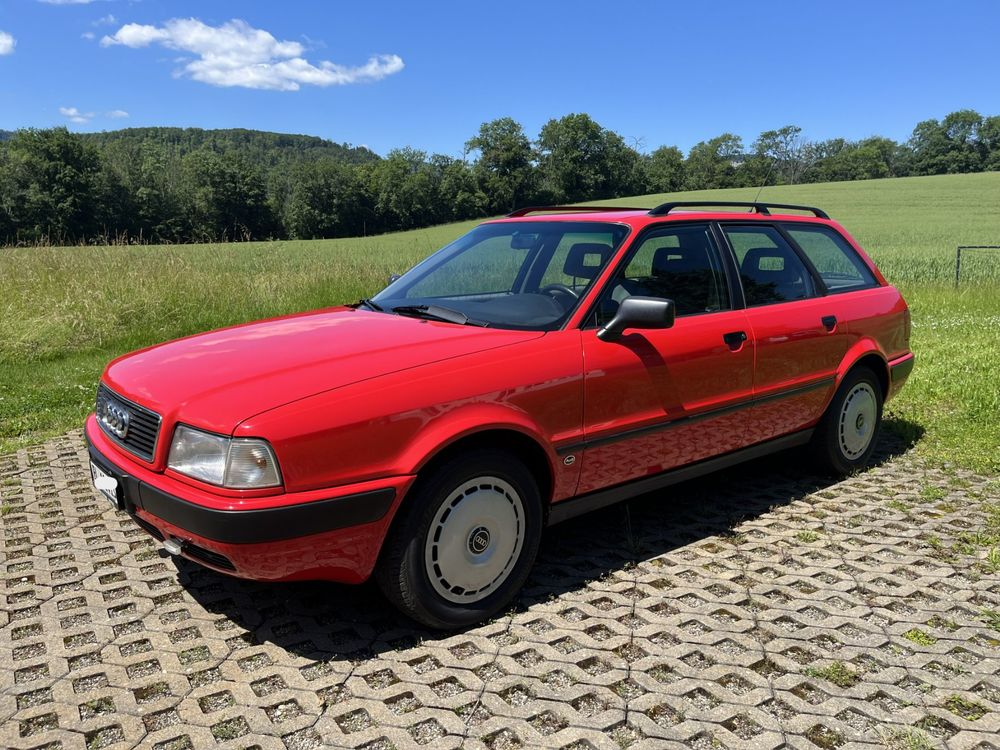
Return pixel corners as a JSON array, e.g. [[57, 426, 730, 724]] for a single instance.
[[388, 273, 402, 284], [597, 296, 675, 341]]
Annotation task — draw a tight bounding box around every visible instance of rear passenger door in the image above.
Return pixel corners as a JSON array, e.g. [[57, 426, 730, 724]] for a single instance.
[[720, 224, 846, 443]]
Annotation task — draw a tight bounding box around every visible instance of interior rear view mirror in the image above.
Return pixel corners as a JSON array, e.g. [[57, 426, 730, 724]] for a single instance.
[[510, 232, 539, 250]]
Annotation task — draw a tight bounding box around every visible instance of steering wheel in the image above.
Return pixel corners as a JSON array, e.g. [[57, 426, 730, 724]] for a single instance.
[[539, 283, 579, 303]]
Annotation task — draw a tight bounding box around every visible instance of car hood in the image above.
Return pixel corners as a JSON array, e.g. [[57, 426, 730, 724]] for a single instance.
[[103, 306, 543, 435]]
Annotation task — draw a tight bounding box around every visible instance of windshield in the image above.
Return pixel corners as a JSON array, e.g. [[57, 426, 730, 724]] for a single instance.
[[371, 221, 629, 330]]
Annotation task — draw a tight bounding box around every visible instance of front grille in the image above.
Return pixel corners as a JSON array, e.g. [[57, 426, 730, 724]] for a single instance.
[[96, 384, 162, 462]]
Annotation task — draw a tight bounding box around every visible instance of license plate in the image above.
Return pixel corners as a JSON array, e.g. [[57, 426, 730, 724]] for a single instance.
[[90, 461, 122, 510]]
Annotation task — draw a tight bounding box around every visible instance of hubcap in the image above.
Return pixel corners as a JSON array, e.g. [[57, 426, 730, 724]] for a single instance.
[[838, 383, 877, 459], [424, 476, 524, 604]]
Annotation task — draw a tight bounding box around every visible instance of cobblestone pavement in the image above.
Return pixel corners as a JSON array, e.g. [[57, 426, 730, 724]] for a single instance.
[[1, 430, 998, 750]]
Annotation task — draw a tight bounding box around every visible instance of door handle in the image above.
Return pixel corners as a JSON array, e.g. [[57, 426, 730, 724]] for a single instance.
[[723, 331, 747, 351], [821, 315, 837, 332]]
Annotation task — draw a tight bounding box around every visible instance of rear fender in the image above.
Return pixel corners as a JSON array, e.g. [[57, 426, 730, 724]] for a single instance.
[[831, 339, 890, 409]]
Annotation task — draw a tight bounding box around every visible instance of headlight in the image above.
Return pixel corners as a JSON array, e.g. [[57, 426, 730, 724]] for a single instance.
[[168, 425, 282, 489]]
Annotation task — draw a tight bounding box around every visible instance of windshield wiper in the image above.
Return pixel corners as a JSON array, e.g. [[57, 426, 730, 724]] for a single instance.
[[356, 298, 384, 311], [391, 304, 487, 327]]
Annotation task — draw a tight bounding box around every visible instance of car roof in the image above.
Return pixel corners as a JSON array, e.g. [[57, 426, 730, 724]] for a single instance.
[[485, 202, 836, 230]]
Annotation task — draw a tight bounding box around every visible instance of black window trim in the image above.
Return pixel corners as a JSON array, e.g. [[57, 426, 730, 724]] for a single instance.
[[716, 221, 824, 307], [578, 219, 739, 330], [777, 221, 881, 296], [710, 222, 746, 309]]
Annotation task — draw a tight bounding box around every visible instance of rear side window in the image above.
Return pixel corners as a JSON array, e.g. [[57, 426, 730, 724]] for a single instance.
[[722, 225, 816, 306], [783, 224, 878, 291]]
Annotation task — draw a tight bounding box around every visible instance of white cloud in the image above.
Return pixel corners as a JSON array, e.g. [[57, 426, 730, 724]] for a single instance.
[[0, 31, 15, 56], [101, 18, 404, 91], [81, 16, 117, 41], [59, 106, 94, 123], [106, 109, 129, 118], [38, 0, 103, 5]]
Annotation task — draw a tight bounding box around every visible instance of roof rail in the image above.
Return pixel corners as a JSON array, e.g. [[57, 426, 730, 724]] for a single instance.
[[647, 201, 830, 219], [507, 205, 650, 217]]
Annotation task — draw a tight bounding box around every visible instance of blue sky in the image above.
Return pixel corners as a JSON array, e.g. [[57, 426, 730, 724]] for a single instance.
[[1, 0, 998, 157]]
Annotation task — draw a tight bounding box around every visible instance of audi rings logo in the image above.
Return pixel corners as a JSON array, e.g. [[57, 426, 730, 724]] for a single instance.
[[99, 399, 130, 440], [468, 526, 491, 555]]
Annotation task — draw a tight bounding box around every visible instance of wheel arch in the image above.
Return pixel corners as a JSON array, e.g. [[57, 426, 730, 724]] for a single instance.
[[412, 428, 555, 510], [373, 427, 552, 627], [836, 341, 890, 400]]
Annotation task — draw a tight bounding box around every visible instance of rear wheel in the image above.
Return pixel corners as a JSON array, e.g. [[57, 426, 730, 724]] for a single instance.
[[375, 450, 542, 629], [811, 366, 883, 475]]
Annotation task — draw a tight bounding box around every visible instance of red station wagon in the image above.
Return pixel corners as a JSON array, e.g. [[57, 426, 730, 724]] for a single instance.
[[87, 201, 914, 627]]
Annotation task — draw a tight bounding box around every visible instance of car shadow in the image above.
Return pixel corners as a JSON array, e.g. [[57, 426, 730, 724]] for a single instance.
[[169, 425, 922, 663]]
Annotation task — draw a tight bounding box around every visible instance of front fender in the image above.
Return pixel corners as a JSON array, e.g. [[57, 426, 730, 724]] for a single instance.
[[238, 331, 585, 495], [399, 403, 556, 474], [396, 403, 582, 503]]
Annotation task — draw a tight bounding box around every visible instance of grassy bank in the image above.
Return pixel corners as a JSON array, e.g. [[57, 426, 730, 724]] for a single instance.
[[2, 173, 998, 473]]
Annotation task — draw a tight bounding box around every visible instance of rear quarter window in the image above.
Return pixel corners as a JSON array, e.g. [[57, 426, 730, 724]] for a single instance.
[[783, 224, 878, 292]]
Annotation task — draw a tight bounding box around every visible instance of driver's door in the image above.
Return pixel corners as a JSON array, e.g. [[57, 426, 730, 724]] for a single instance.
[[575, 223, 755, 494]]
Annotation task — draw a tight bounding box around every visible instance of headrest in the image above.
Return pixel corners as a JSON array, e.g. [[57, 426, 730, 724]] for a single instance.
[[741, 247, 800, 281], [650, 229, 711, 275], [564, 243, 611, 279], [652, 246, 705, 275]]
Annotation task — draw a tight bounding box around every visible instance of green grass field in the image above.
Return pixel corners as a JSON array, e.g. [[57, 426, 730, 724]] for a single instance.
[[2, 172, 998, 473]]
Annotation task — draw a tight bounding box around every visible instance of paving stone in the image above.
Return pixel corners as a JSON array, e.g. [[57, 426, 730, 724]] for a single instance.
[[1, 429, 998, 748]]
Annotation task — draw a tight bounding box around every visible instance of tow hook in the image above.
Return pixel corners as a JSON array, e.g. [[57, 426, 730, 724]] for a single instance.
[[163, 537, 186, 556]]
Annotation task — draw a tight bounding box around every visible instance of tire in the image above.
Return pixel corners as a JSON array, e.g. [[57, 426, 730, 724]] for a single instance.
[[375, 449, 543, 629], [811, 366, 884, 476]]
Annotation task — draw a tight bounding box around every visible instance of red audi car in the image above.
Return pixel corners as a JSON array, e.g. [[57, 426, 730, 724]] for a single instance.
[[87, 201, 913, 627]]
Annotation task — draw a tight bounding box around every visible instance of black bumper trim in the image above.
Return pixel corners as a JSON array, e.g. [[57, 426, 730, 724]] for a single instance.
[[86, 436, 396, 545], [890, 354, 915, 384], [138, 483, 396, 544]]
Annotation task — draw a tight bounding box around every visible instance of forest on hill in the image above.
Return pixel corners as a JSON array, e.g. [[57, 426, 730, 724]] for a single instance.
[[1, 110, 998, 246]]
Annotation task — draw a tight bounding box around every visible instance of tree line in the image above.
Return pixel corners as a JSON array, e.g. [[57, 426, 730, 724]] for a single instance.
[[1, 110, 998, 246]]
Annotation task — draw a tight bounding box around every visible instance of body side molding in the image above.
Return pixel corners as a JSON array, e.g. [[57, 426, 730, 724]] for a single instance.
[[547, 429, 813, 525]]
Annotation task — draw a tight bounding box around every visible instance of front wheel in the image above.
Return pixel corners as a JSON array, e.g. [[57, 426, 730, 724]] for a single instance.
[[375, 450, 543, 629], [811, 366, 883, 475]]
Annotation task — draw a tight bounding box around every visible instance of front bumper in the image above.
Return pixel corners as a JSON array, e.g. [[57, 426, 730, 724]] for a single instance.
[[85, 415, 414, 583]]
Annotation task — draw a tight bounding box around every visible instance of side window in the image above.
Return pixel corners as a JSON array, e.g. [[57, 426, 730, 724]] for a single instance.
[[783, 224, 878, 292], [723, 225, 816, 306], [592, 224, 730, 325]]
